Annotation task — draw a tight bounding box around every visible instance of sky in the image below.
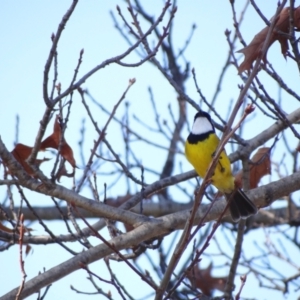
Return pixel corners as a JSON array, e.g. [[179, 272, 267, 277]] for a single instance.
[[0, 1, 300, 299]]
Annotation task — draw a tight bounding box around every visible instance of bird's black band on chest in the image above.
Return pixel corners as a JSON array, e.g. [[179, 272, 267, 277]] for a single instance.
[[187, 131, 214, 144]]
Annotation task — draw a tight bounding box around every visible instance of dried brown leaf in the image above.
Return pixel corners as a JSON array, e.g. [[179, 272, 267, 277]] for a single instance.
[[186, 263, 227, 296], [41, 115, 76, 168], [56, 163, 75, 182], [237, 6, 300, 73], [235, 147, 271, 189], [10, 143, 49, 177]]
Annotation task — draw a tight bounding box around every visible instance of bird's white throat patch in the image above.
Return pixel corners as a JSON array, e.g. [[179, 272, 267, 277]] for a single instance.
[[191, 116, 213, 135]]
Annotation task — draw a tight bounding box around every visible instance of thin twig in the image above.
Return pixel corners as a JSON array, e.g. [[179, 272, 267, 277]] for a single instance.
[[15, 214, 27, 300]]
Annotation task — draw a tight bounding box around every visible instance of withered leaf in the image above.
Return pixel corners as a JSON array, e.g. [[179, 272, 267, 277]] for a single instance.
[[10, 143, 50, 177], [235, 147, 271, 189], [237, 6, 300, 73], [7, 116, 75, 180], [40, 115, 76, 168], [11, 143, 33, 175], [186, 263, 227, 296], [56, 164, 75, 182]]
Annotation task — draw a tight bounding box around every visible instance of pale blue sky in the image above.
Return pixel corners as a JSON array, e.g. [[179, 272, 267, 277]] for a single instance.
[[1, 1, 299, 299]]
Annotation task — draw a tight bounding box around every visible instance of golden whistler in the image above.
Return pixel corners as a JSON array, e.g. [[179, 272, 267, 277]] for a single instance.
[[185, 111, 257, 221]]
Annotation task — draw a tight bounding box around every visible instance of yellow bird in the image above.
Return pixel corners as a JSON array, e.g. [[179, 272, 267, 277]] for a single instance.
[[185, 111, 257, 221]]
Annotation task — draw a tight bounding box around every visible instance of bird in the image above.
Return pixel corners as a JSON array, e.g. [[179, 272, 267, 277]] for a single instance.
[[185, 111, 257, 222]]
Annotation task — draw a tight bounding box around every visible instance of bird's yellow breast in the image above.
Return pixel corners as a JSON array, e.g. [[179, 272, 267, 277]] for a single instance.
[[185, 133, 235, 193]]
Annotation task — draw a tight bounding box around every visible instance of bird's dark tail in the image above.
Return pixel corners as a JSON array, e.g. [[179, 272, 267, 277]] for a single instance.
[[225, 189, 257, 222]]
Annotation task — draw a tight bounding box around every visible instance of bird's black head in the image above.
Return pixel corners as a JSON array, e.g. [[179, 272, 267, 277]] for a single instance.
[[187, 111, 215, 143], [194, 111, 212, 123]]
